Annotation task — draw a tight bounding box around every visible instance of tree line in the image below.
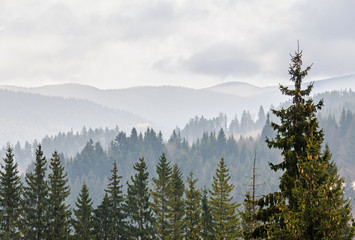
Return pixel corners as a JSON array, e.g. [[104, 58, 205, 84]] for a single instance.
[[0, 143, 243, 239]]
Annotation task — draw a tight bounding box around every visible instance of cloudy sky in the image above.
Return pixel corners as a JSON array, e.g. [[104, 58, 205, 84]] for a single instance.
[[0, 0, 354, 89]]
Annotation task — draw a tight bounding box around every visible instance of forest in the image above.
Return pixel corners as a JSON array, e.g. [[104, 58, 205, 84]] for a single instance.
[[0, 50, 355, 239]]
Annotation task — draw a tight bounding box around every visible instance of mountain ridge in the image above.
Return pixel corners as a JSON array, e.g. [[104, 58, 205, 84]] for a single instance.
[[1, 74, 354, 142], [0, 89, 153, 147]]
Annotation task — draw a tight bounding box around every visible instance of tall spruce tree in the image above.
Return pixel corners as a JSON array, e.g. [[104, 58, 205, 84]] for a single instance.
[[151, 153, 172, 239], [106, 161, 127, 239], [126, 157, 155, 239], [184, 171, 201, 240], [73, 183, 94, 240], [0, 146, 22, 239], [93, 193, 112, 240], [168, 164, 185, 240], [47, 151, 71, 239], [255, 47, 355, 239], [200, 189, 214, 240], [209, 158, 240, 239], [22, 144, 49, 240]]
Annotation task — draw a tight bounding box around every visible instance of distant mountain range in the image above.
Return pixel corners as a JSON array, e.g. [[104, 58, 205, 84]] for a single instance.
[[0, 84, 286, 130], [1, 74, 354, 145], [0, 89, 150, 147]]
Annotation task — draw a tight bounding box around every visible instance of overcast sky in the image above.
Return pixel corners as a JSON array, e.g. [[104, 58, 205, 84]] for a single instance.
[[0, 0, 354, 89]]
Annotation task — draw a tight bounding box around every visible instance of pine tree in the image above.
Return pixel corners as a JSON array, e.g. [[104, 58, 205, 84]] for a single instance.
[[0, 146, 22, 239], [255, 47, 355, 239], [47, 151, 71, 239], [106, 161, 127, 239], [274, 140, 355, 239], [22, 144, 49, 240], [73, 183, 94, 240], [184, 171, 201, 240], [168, 164, 185, 240], [151, 153, 172, 239], [200, 189, 214, 239], [93, 193, 112, 240], [126, 157, 155, 239], [209, 158, 240, 239]]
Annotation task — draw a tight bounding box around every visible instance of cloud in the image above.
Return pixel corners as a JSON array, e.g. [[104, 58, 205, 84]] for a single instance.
[[0, 0, 354, 88], [183, 43, 260, 78], [102, 0, 182, 41], [297, 0, 355, 40]]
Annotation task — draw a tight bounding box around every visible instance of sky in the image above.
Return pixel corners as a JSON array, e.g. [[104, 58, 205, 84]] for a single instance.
[[0, 0, 354, 89]]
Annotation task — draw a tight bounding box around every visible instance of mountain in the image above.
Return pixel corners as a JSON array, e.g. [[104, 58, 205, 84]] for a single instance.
[[0, 84, 286, 130], [0, 89, 150, 147], [205, 75, 355, 97], [1, 74, 354, 135], [311, 74, 355, 94], [203, 81, 278, 98]]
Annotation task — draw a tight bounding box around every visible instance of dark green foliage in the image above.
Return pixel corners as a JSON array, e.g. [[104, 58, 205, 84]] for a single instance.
[[200, 189, 214, 240], [126, 157, 155, 239], [151, 153, 172, 239], [184, 171, 201, 240], [68, 139, 108, 179], [73, 183, 94, 240], [209, 158, 240, 239], [272, 142, 355, 239], [106, 161, 127, 239], [47, 151, 71, 239], [93, 193, 112, 240], [256, 48, 355, 239], [168, 164, 185, 240], [266, 49, 322, 208], [11, 125, 281, 208], [0, 146, 22, 239], [22, 145, 49, 240]]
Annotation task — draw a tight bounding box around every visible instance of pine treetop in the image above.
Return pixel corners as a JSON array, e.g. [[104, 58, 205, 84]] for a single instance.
[[22, 144, 49, 240], [255, 47, 355, 239], [0, 146, 22, 239], [73, 183, 94, 240]]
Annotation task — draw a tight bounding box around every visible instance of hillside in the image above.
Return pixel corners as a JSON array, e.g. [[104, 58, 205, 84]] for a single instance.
[[1, 75, 354, 145], [2, 75, 354, 131], [0, 84, 285, 129], [0, 89, 150, 147]]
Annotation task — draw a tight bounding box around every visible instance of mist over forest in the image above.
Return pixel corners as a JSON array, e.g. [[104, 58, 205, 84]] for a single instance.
[[1, 82, 355, 206]]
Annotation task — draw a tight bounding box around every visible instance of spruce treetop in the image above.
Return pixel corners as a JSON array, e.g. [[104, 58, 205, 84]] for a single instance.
[[255, 46, 355, 239]]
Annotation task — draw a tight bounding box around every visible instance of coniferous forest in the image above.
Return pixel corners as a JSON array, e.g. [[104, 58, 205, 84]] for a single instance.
[[1, 50, 355, 239]]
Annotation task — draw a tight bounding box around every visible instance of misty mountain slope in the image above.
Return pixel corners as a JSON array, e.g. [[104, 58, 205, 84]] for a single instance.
[[205, 75, 355, 97], [310, 74, 355, 94], [1, 74, 353, 131], [0, 84, 285, 129], [1, 83, 104, 101], [204, 81, 279, 98], [101, 86, 277, 128], [0, 89, 150, 147]]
